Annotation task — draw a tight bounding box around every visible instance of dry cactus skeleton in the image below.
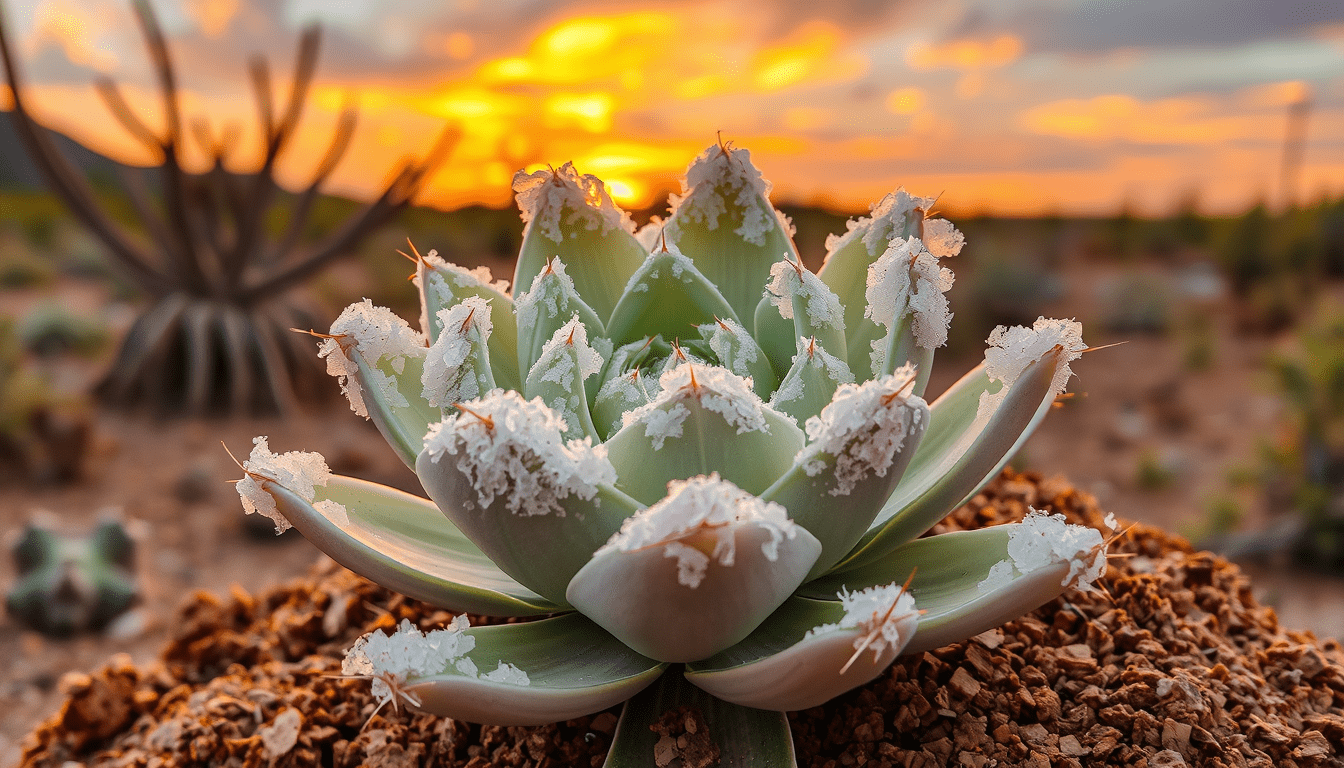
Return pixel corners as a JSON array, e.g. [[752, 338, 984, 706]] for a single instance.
[[234, 142, 1110, 765], [0, 1, 455, 415]]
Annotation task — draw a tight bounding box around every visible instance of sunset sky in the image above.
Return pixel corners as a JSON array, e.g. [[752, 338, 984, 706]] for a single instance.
[[5, 0, 1344, 216]]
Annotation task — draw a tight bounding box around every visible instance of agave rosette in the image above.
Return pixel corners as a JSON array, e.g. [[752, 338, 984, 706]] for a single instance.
[[235, 143, 1109, 764]]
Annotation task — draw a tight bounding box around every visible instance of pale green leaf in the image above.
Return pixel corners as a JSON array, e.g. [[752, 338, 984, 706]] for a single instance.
[[567, 521, 821, 662], [604, 387, 805, 506], [415, 449, 641, 606], [347, 344, 437, 468], [418, 258, 521, 391], [833, 353, 1061, 572], [798, 526, 1076, 654], [605, 250, 739, 347], [407, 613, 666, 726], [684, 595, 916, 711], [260, 475, 559, 616]]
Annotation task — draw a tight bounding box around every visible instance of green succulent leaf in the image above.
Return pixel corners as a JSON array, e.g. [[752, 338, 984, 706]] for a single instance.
[[405, 613, 666, 726], [834, 349, 1066, 573], [665, 143, 799, 326], [696, 317, 777, 398], [817, 189, 933, 370], [514, 259, 606, 383], [764, 375, 929, 580], [753, 293, 798, 379], [320, 328, 437, 470], [416, 446, 641, 606], [765, 257, 848, 369], [605, 247, 739, 347], [260, 475, 560, 616], [567, 518, 821, 662], [798, 526, 1081, 655], [871, 311, 935, 390], [768, 338, 855, 428], [422, 296, 497, 415], [512, 164, 648, 322], [684, 588, 917, 711], [414, 391, 636, 605], [417, 256, 521, 391], [603, 365, 805, 505], [522, 316, 604, 442], [592, 368, 654, 439], [606, 667, 797, 768]]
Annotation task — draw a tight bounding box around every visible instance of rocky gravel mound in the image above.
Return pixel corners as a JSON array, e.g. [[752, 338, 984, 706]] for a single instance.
[[19, 471, 1344, 767]]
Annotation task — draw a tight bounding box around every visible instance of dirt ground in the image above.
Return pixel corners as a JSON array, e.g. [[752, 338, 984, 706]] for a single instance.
[[2, 262, 1344, 766]]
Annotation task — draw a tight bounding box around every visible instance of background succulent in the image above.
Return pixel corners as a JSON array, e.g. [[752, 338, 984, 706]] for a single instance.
[[235, 141, 1109, 765]]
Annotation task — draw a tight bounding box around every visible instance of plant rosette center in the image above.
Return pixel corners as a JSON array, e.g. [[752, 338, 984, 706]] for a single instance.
[[234, 142, 1108, 764]]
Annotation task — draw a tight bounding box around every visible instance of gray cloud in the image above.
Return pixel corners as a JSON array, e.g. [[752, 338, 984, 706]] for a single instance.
[[952, 0, 1344, 55]]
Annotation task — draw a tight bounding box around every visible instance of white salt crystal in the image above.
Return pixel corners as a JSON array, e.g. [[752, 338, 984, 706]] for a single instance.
[[422, 390, 616, 516], [977, 317, 1087, 418], [319, 300, 426, 418], [766, 259, 846, 331], [805, 582, 919, 661], [666, 143, 777, 246], [864, 237, 954, 354], [596, 474, 798, 589], [795, 367, 927, 496], [423, 296, 494, 408], [235, 436, 336, 534], [513, 162, 635, 243]]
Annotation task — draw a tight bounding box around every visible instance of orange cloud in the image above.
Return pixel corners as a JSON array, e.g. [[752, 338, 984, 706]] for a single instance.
[[907, 35, 1022, 71], [1021, 93, 1268, 145]]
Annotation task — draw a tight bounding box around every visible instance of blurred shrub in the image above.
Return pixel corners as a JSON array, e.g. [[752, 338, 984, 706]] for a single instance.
[[0, 318, 93, 484], [17, 302, 110, 358], [1256, 301, 1344, 567]]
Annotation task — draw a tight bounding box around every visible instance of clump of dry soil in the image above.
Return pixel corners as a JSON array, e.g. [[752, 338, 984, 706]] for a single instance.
[[18, 471, 1344, 768]]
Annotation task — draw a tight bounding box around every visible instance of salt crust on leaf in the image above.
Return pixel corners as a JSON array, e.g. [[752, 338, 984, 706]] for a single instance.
[[794, 367, 926, 496], [770, 338, 855, 408], [975, 508, 1107, 595], [512, 162, 635, 244], [805, 583, 919, 661], [595, 370, 653, 435], [666, 143, 776, 246], [422, 390, 616, 516], [766, 259, 846, 331], [412, 253, 510, 340], [618, 240, 701, 298], [236, 436, 343, 534], [977, 317, 1087, 418], [529, 316, 604, 435], [343, 617, 530, 710], [596, 473, 799, 588], [864, 237, 954, 357], [622, 363, 778, 449], [699, 317, 760, 381], [824, 188, 936, 260], [531, 316, 604, 392], [922, 218, 965, 258], [514, 258, 586, 338], [423, 296, 494, 408], [319, 299, 426, 419]]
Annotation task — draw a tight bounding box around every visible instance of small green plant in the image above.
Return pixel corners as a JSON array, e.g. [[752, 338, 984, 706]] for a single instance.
[[17, 302, 110, 358], [1135, 449, 1177, 491], [6, 517, 138, 636], [234, 142, 1110, 763], [1262, 301, 1344, 566]]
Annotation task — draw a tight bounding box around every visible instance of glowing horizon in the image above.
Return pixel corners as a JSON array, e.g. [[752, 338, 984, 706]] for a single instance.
[[5, 0, 1344, 217]]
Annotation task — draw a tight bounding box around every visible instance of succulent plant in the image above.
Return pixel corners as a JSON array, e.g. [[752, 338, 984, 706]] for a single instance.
[[235, 141, 1110, 764], [6, 517, 138, 636]]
